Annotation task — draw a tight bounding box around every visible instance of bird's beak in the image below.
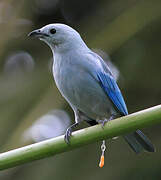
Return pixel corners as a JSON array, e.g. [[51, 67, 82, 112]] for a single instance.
[[28, 29, 49, 38]]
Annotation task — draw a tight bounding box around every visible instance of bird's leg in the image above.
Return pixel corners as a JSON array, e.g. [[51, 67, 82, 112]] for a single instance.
[[98, 114, 116, 127], [64, 109, 82, 144], [64, 122, 79, 144]]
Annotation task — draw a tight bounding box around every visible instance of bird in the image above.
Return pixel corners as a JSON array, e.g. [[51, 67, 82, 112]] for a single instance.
[[28, 23, 155, 154]]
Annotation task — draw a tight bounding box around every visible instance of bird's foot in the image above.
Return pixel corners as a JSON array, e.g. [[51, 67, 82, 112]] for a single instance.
[[64, 122, 79, 144], [98, 115, 115, 128], [64, 127, 72, 144], [98, 119, 109, 128]]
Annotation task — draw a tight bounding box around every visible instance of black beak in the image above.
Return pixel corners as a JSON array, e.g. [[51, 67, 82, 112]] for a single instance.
[[28, 30, 49, 38]]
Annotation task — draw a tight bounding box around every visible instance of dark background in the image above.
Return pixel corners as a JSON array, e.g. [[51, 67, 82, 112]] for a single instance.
[[0, 0, 161, 179]]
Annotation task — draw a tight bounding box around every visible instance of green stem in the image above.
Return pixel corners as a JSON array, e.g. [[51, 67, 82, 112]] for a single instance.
[[0, 105, 160, 170]]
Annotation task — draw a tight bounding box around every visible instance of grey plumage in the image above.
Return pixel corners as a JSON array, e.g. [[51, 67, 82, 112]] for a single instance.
[[29, 23, 155, 153]]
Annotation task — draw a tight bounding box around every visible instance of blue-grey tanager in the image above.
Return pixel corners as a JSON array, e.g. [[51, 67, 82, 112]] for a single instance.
[[29, 23, 154, 153]]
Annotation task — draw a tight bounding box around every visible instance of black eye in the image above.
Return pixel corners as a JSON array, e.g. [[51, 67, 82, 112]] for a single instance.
[[50, 28, 56, 34]]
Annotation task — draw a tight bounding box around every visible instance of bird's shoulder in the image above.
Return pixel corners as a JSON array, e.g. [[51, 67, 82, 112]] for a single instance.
[[87, 51, 113, 75], [75, 50, 114, 80]]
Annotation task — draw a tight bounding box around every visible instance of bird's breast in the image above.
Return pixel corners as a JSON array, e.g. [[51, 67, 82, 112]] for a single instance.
[[53, 58, 87, 103], [52, 55, 114, 119]]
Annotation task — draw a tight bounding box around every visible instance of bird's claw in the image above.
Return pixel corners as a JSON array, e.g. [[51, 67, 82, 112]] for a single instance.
[[64, 122, 79, 144], [98, 115, 115, 128], [64, 127, 72, 144], [98, 119, 109, 128], [101, 119, 109, 127]]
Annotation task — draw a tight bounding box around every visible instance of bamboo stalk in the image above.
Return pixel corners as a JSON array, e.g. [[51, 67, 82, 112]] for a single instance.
[[0, 105, 160, 170]]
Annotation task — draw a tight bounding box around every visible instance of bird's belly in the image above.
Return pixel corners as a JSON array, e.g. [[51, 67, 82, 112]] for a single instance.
[[54, 67, 112, 120]]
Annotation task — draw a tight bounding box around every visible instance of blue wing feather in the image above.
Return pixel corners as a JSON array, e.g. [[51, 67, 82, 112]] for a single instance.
[[97, 71, 128, 115]]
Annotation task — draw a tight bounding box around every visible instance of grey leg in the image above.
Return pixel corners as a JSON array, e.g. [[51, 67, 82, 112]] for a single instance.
[[64, 122, 79, 144], [64, 109, 82, 144]]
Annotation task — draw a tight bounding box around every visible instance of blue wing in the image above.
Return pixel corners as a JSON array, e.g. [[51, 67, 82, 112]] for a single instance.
[[97, 71, 128, 116]]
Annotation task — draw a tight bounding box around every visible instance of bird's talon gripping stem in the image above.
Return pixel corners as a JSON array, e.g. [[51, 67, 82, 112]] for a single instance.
[[101, 119, 109, 128], [64, 122, 79, 144], [98, 115, 115, 128], [64, 128, 72, 144]]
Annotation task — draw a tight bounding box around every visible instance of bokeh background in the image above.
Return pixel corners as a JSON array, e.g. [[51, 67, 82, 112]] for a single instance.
[[0, 0, 161, 179]]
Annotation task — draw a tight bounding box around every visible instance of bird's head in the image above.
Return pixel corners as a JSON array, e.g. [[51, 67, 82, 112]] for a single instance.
[[28, 23, 87, 52]]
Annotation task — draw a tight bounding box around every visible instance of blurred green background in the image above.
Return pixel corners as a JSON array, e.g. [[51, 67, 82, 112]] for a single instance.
[[0, 0, 161, 179]]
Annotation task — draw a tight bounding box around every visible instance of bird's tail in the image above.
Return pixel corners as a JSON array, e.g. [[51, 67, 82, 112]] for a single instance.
[[123, 130, 155, 153]]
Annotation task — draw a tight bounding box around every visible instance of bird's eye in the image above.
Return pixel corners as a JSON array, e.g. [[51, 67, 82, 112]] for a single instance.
[[50, 29, 56, 34]]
